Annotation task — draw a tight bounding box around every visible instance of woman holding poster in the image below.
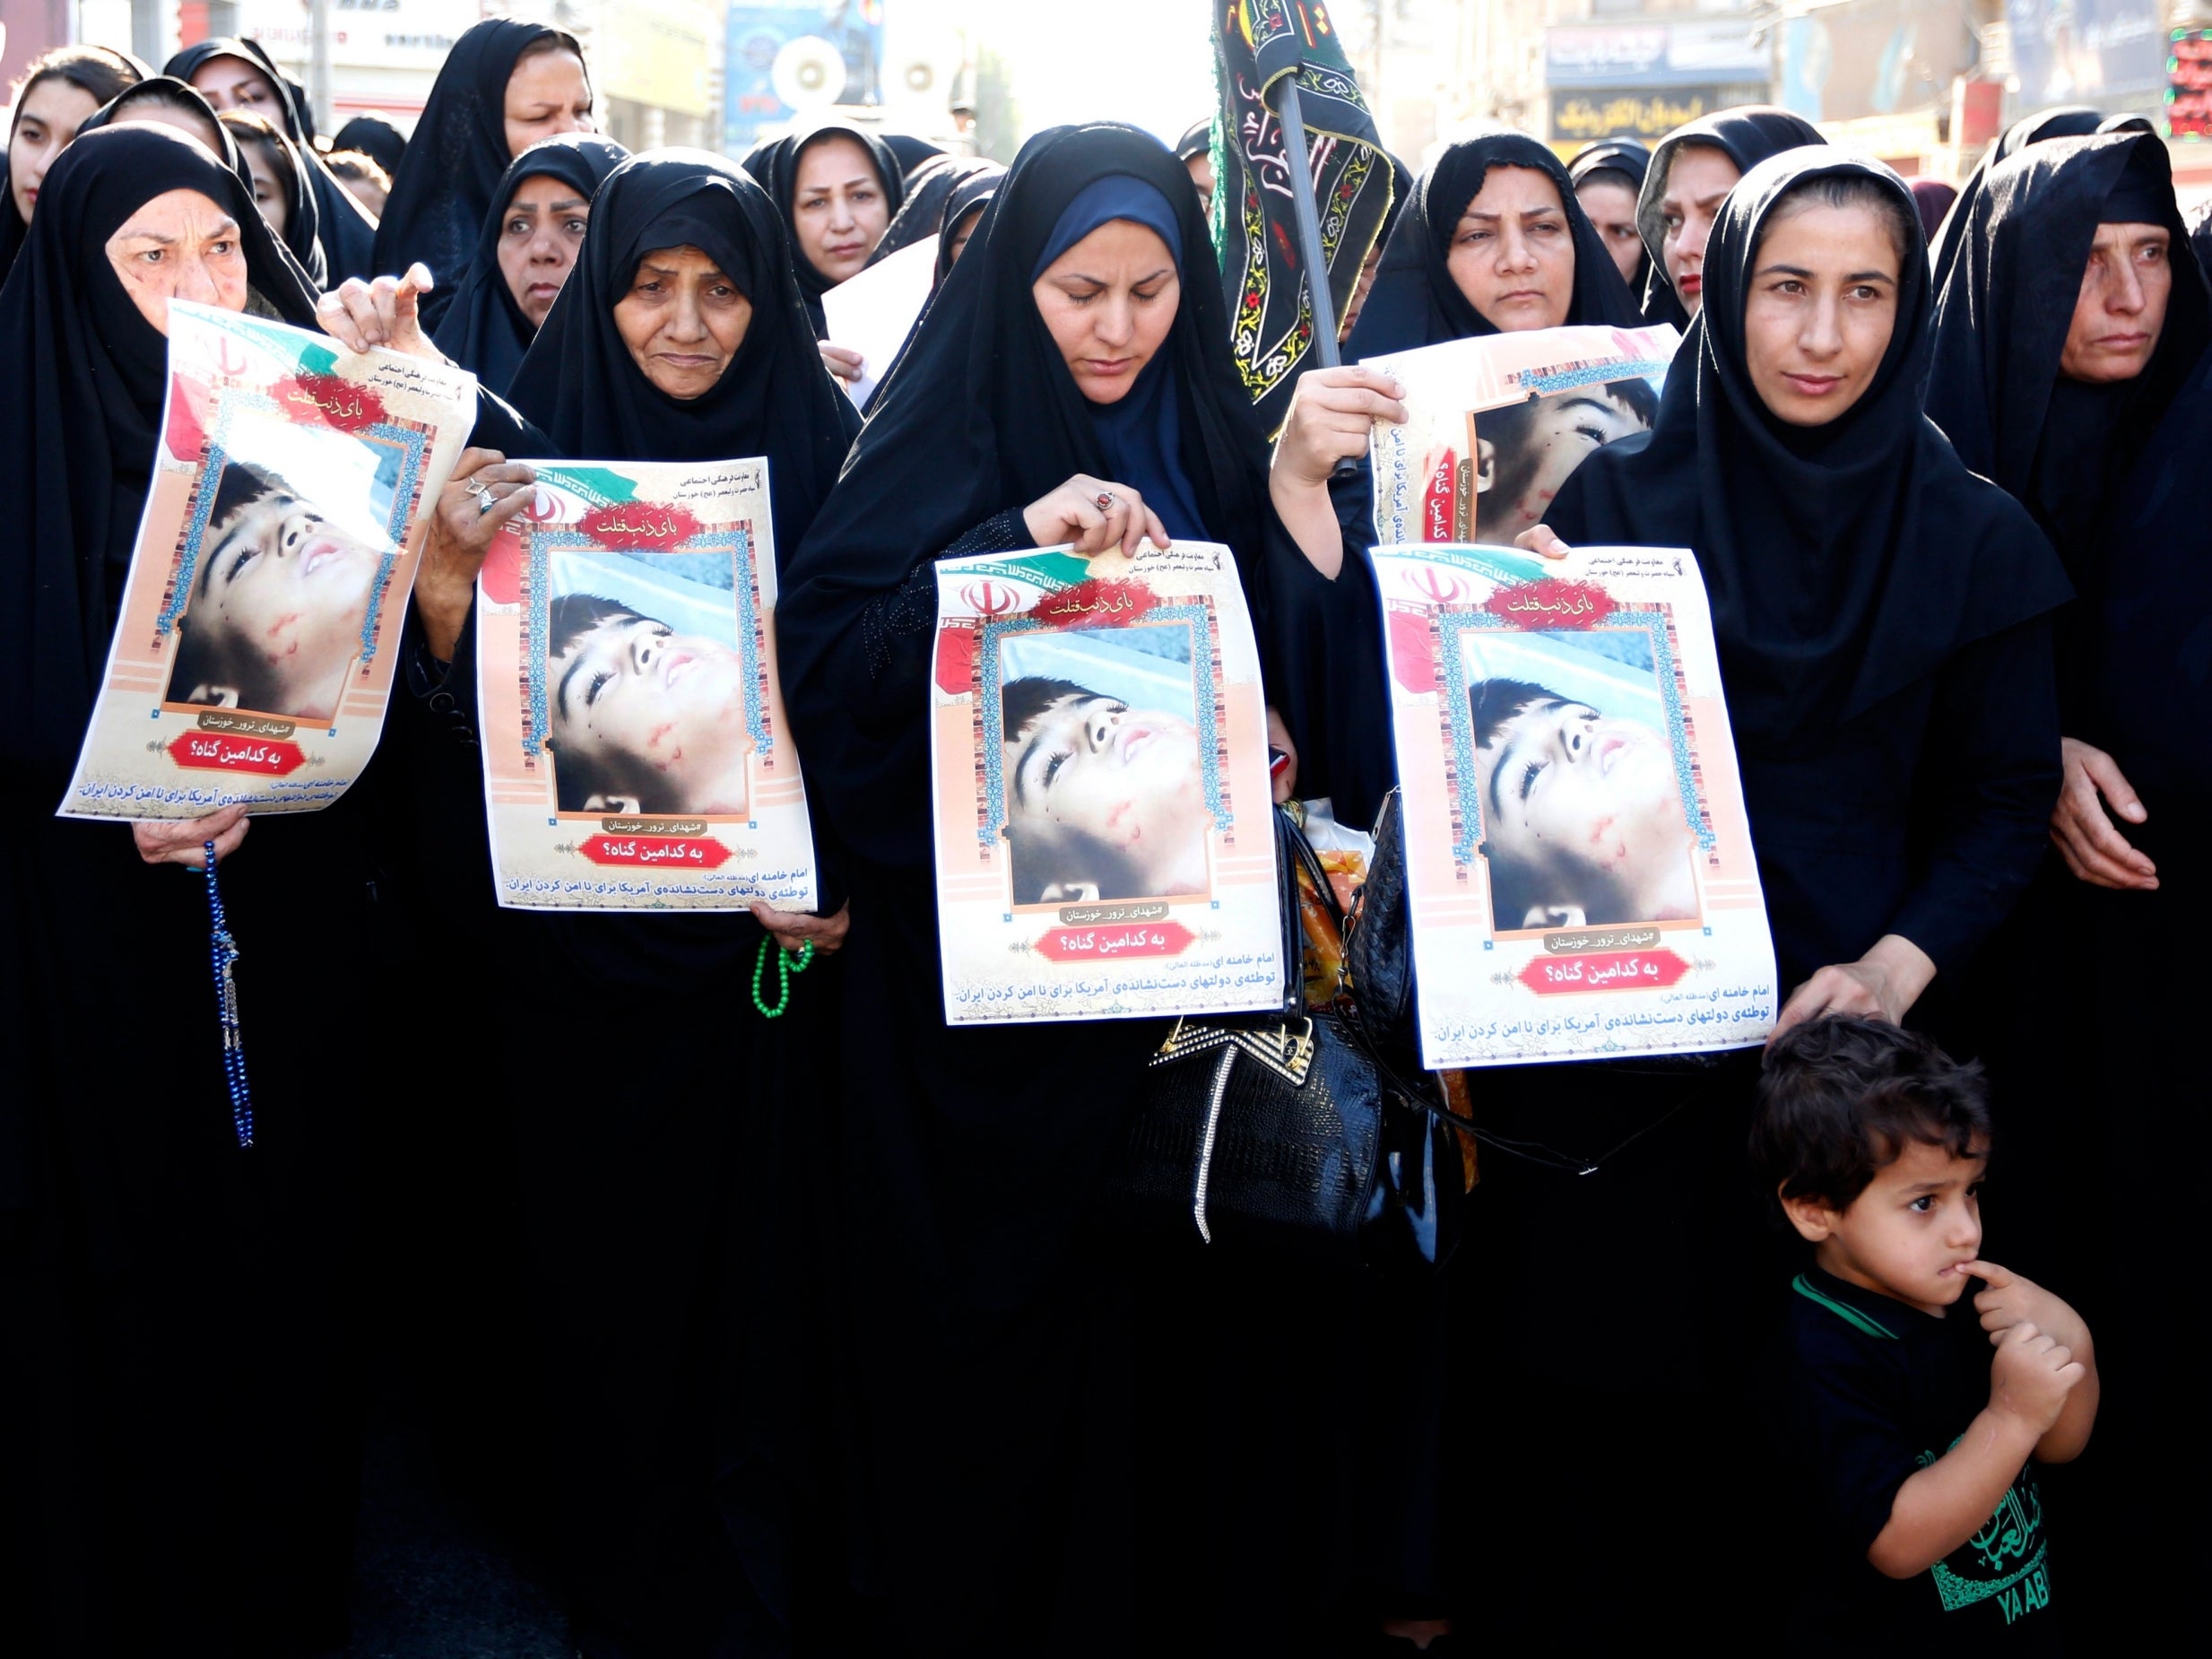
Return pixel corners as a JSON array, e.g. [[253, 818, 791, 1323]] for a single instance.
[[778, 122, 1381, 1652], [374, 151, 862, 1655], [1269, 132, 1648, 830], [1467, 153, 2072, 1642], [0, 125, 374, 1655]]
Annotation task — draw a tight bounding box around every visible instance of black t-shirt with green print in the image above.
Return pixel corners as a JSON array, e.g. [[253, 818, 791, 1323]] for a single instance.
[[1767, 1265, 2063, 1655]]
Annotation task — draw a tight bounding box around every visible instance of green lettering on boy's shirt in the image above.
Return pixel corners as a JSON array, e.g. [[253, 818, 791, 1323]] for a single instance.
[[1926, 1440, 2051, 1623]]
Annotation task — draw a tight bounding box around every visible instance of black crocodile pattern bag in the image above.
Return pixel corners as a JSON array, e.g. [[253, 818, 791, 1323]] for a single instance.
[[1108, 804, 1463, 1265]]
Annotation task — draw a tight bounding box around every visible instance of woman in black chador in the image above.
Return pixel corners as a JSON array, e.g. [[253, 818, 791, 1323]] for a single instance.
[[1926, 129, 2210, 1639], [1633, 105, 1825, 326], [1490, 152, 2070, 1645], [742, 119, 906, 337], [368, 150, 858, 1657], [0, 124, 374, 1656], [429, 131, 629, 396], [369, 18, 594, 327], [0, 43, 143, 285], [776, 122, 1383, 1652], [167, 35, 380, 282], [1271, 130, 1645, 832]]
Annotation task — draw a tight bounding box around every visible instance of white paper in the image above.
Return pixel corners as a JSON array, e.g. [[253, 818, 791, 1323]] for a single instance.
[[820, 233, 939, 407]]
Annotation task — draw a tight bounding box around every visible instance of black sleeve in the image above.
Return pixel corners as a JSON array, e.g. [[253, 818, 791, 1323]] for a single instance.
[[1888, 616, 2062, 974], [1245, 457, 1394, 829], [465, 387, 550, 456], [1785, 1343, 1923, 1562]]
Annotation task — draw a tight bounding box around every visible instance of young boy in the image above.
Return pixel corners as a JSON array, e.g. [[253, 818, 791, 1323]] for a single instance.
[[1752, 1017, 2098, 1655]]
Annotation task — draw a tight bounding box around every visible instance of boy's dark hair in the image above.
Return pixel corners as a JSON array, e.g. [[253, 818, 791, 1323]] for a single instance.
[[1469, 677, 1559, 750], [1750, 1015, 1991, 1220], [168, 461, 298, 709], [546, 593, 652, 812], [1001, 675, 1096, 744]]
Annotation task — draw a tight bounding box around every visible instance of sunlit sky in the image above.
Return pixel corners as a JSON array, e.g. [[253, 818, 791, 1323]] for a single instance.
[[951, 0, 1219, 148]]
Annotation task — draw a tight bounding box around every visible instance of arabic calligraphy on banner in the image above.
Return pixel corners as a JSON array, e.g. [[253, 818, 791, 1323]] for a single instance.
[[1368, 542, 1777, 1067], [1550, 89, 1723, 141], [928, 540, 1285, 1026], [57, 301, 477, 821], [473, 457, 820, 913]]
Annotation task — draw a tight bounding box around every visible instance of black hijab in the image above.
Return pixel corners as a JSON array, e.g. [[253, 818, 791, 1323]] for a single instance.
[[220, 109, 325, 287], [429, 133, 629, 398], [0, 124, 320, 788], [1569, 137, 1654, 308], [332, 113, 407, 179], [1926, 132, 2210, 581], [1925, 107, 2150, 296], [742, 120, 906, 334], [74, 76, 256, 195], [933, 162, 1005, 282], [369, 20, 587, 318], [1344, 130, 1640, 360], [1548, 152, 2070, 752], [506, 150, 862, 561], [779, 122, 1276, 868], [1634, 106, 1826, 327], [165, 38, 379, 283], [881, 133, 944, 178], [872, 154, 994, 267]]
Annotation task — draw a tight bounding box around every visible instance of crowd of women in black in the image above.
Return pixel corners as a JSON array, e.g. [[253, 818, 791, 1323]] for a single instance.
[[2, 17, 2201, 1657]]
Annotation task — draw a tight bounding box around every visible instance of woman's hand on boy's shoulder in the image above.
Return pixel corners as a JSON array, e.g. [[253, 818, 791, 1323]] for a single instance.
[[1963, 1260, 2092, 1359]]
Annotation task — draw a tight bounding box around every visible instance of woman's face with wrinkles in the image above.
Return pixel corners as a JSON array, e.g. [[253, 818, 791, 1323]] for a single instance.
[[1473, 693, 1691, 925], [1479, 389, 1650, 534], [103, 187, 250, 334], [550, 612, 751, 812], [1004, 691, 1208, 895], [194, 488, 383, 717]]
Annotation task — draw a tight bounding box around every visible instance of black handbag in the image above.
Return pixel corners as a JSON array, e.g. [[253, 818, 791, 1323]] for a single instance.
[[1108, 803, 1465, 1266]]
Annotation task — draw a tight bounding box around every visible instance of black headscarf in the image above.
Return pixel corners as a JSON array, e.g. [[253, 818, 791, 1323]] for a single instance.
[[331, 113, 406, 179], [0, 124, 320, 788], [1926, 132, 2210, 583], [779, 122, 1276, 868], [369, 20, 588, 318], [742, 119, 906, 334], [881, 133, 944, 178], [1175, 118, 1211, 164], [1344, 130, 1640, 360], [220, 109, 325, 287], [1548, 152, 2070, 752], [164, 38, 379, 283], [1926, 107, 2150, 295], [506, 150, 862, 562], [0, 46, 147, 285], [933, 161, 1005, 282], [872, 154, 995, 267], [74, 76, 255, 189], [430, 133, 629, 398], [1634, 106, 1826, 327], [1569, 136, 1655, 305]]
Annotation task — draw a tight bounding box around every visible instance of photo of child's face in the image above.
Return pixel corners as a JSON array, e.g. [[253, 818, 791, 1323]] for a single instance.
[[1469, 670, 1696, 929], [171, 477, 384, 720], [548, 604, 753, 816], [1002, 686, 1209, 903], [1477, 385, 1652, 539]]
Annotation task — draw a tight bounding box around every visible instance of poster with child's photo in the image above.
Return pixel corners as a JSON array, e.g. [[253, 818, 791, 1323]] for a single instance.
[[1370, 542, 1777, 1066], [57, 301, 477, 819], [474, 458, 819, 912], [929, 541, 1284, 1025], [1361, 323, 1680, 549]]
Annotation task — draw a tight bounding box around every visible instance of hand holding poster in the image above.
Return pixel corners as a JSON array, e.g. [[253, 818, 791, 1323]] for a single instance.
[[820, 233, 939, 408], [1360, 324, 1680, 548], [929, 543, 1284, 1025], [1371, 542, 1775, 1066], [57, 300, 477, 819], [475, 457, 819, 913]]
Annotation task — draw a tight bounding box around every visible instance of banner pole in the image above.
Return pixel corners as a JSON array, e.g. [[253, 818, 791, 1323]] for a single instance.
[[1273, 79, 1341, 371]]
